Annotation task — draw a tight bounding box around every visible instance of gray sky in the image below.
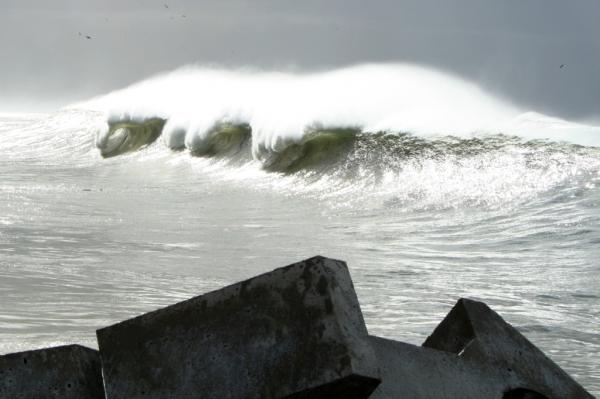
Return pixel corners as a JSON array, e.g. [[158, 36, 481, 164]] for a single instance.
[[1, 0, 599, 120]]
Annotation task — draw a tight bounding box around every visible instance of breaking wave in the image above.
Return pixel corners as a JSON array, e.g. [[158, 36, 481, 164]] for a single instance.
[[82, 64, 599, 164], [4, 63, 600, 209], [98, 117, 165, 158]]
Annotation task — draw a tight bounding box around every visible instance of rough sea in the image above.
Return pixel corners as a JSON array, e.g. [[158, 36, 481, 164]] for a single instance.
[[1, 64, 599, 394]]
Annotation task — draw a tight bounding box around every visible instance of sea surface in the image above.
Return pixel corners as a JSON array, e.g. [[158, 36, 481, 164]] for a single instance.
[[1, 65, 599, 394]]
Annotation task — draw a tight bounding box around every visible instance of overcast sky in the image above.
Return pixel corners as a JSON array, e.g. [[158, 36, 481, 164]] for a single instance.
[[1, 0, 599, 120]]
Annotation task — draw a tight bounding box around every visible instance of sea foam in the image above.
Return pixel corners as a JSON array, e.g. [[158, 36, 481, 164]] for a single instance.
[[78, 63, 600, 160]]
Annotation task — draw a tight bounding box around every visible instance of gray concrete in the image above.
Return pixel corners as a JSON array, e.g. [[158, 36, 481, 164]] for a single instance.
[[0, 344, 105, 399], [370, 298, 594, 399], [96, 256, 380, 399], [3, 258, 593, 398], [370, 336, 505, 398]]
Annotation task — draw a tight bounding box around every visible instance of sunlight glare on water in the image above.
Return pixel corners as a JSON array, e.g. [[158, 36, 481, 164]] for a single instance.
[[1, 65, 600, 394]]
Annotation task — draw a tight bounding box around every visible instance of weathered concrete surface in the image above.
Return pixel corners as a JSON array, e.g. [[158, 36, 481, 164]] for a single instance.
[[370, 298, 594, 399], [0, 344, 105, 399], [97, 256, 380, 399], [369, 336, 505, 398], [424, 299, 593, 398]]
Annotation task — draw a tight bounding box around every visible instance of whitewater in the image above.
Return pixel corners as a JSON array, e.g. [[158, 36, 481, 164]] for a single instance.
[[1, 64, 599, 394]]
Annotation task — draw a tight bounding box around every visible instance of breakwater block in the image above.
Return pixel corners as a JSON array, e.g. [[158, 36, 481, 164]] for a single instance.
[[0, 344, 105, 399], [97, 256, 380, 399], [369, 298, 594, 399]]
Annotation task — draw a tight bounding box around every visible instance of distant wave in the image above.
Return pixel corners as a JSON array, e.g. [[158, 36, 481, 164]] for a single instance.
[[2, 107, 600, 210], [1, 63, 593, 210], [79, 64, 599, 163]]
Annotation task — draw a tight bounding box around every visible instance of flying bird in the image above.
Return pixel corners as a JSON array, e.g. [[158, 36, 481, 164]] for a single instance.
[[164, 4, 169, 8], [86, 35, 92, 40], [559, 64, 565, 69]]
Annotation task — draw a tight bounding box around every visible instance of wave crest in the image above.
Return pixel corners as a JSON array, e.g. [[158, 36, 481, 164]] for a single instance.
[[82, 64, 600, 170], [96, 117, 164, 157]]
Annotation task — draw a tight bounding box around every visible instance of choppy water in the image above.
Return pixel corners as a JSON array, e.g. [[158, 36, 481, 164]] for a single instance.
[[1, 65, 600, 395]]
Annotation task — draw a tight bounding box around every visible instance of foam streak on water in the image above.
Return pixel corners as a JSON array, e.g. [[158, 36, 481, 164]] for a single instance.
[[1, 64, 600, 394]]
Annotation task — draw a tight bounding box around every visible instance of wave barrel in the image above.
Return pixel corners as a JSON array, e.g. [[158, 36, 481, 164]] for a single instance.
[[96, 118, 165, 158]]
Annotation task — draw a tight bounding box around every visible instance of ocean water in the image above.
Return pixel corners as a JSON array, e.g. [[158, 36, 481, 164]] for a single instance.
[[1, 64, 599, 394]]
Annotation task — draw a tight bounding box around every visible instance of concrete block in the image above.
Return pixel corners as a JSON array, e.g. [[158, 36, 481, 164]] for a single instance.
[[0, 344, 105, 399], [97, 256, 380, 399], [369, 298, 594, 399], [424, 299, 593, 398], [369, 336, 503, 398]]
